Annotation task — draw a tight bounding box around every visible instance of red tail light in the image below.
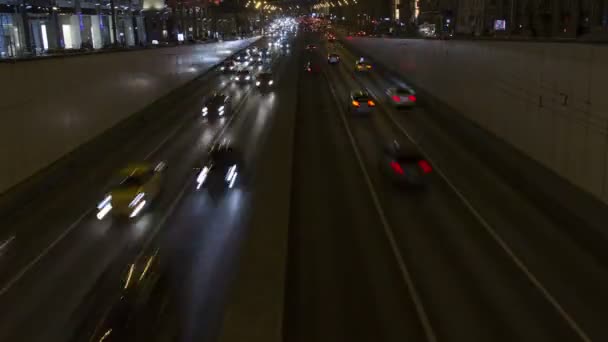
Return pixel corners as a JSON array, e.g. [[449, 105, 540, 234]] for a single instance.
[[418, 160, 432, 173], [352, 100, 360, 107], [408, 95, 417, 102], [367, 100, 375, 107], [392, 95, 401, 102], [390, 161, 404, 175]]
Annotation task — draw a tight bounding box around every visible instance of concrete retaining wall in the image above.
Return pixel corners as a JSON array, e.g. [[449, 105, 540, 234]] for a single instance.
[[348, 37, 608, 204], [0, 38, 258, 194]]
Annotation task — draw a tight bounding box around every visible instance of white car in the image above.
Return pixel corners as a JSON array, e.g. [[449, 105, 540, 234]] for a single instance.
[[386, 86, 417, 108]]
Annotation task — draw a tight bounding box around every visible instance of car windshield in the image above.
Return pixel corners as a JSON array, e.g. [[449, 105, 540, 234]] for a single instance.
[[208, 95, 224, 106], [116, 173, 150, 189], [353, 92, 371, 101]]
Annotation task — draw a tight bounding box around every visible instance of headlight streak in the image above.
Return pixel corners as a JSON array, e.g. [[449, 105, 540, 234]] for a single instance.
[[229, 172, 238, 189], [129, 200, 147, 218], [129, 192, 145, 208], [96, 203, 112, 220], [97, 195, 112, 210], [196, 166, 210, 190]]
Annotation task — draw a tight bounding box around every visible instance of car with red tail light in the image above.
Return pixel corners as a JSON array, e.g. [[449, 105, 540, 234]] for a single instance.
[[386, 86, 417, 108], [380, 141, 432, 187], [348, 90, 376, 114]]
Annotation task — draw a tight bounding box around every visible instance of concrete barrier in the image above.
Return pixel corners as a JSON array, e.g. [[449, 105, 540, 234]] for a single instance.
[[347, 37, 608, 204], [0, 38, 259, 194]]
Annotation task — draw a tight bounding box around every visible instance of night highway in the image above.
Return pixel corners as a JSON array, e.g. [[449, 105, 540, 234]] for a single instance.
[[0, 16, 607, 342]]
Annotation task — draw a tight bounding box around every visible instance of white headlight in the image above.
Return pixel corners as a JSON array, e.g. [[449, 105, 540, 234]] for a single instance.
[[129, 192, 145, 208], [235, 77, 240, 80], [97, 195, 112, 210], [129, 200, 146, 218], [220, 67, 225, 70], [268, 80, 273, 85], [256, 81, 261, 86], [219, 106, 224, 111], [245, 76, 250, 80]]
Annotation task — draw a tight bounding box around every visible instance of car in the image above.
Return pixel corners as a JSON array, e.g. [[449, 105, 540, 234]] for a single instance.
[[386, 86, 417, 108], [255, 72, 274, 90], [250, 52, 262, 62], [234, 52, 249, 64], [379, 141, 432, 187], [220, 60, 235, 73], [202, 93, 231, 118], [355, 60, 373, 72], [305, 61, 321, 73], [348, 90, 376, 114], [327, 53, 340, 64], [195, 141, 242, 191], [252, 59, 265, 71], [96, 162, 166, 220], [306, 44, 317, 51], [259, 47, 271, 57], [232, 69, 252, 83]]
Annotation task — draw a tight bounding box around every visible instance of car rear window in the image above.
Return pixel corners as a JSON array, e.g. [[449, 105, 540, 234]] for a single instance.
[[396, 88, 414, 95], [354, 95, 371, 102]]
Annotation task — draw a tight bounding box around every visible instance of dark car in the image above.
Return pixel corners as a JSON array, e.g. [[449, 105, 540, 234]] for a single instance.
[[255, 72, 274, 90], [195, 141, 242, 190], [202, 93, 231, 118], [305, 61, 321, 73], [220, 60, 235, 73], [231, 69, 252, 83], [252, 59, 265, 71], [328, 53, 340, 64], [68, 247, 173, 342], [306, 44, 317, 51], [379, 141, 432, 187], [348, 90, 376, 114]]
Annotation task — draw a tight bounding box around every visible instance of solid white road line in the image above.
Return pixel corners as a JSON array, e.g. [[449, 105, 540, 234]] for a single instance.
[[337, 42, 592, 341]]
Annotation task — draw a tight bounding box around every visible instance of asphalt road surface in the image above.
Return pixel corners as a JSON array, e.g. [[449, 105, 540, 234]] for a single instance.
[[1, 29, 607, 342], [283, 32, 607, 342], [0, 36, 298, 342]]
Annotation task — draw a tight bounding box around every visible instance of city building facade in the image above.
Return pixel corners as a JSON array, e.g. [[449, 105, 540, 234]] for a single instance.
[[0, 0, 254, 58], [457, 0, 608, 38]]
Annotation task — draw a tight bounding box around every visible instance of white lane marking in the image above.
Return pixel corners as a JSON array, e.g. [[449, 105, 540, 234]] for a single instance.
[[385, 107, 592, 342], [0, 210, 91, 297], [323, 72, 438, 342], [359, 69, 593, 341], [0, 236, 15, 255]]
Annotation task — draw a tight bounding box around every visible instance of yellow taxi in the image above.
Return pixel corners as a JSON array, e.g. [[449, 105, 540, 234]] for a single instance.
[[355, 60, 373, 72], [97, 162, 165, 220]]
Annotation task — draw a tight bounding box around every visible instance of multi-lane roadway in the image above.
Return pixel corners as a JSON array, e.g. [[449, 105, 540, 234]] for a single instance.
[[0, 29, 607, 342]]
